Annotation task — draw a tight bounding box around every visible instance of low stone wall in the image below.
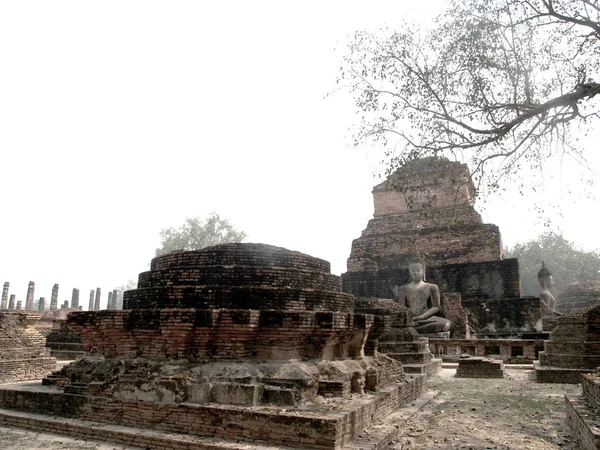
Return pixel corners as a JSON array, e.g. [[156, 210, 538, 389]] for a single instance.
[[429, 338, 544, 361]]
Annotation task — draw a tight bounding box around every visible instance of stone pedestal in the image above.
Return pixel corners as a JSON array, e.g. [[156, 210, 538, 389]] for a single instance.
[[456, 357, 505, 378], [355, 298, 442, 376], [420, 332, 451, 339]]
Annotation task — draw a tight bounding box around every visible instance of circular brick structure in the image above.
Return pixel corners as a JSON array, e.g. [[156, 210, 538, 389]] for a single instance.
[[124, 243, 354, 311]]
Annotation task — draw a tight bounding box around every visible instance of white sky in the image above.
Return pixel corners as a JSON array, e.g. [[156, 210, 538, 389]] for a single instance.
[[1, 1, 598, 309]]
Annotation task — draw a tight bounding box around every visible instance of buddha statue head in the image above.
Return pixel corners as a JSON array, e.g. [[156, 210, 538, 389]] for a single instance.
[[407, 254, 427, 283]]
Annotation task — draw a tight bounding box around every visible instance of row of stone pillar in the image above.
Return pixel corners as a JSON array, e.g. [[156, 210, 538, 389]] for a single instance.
[[1, 282, 121, 311]]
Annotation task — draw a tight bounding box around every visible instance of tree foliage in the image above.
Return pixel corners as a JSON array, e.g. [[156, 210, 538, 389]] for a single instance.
[[339, 0, 599, 193], [155, 213, 247, 257], [505, 231, 600, 295]]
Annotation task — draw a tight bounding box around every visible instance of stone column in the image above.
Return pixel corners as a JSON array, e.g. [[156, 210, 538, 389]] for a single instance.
[[50, 284, 59, 311], [112, 289, 119, 309], [71, 288, 80, 309], [16, 300, 22, 310], [94, 287, 101, 311], [1, 282, 9, 310], [88, 290, 95, 311], [38, 297, 46, 311], [25, 281, 35, 310], [8, 295, 15, 310], [107, 292, 113, 310]]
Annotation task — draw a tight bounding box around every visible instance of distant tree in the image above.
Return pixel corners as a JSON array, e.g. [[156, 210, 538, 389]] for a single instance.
[[155, 213, 247, 257], [339, 0, 600, 194], [505, 232, 600, 296], [113, 279, 138, 310]]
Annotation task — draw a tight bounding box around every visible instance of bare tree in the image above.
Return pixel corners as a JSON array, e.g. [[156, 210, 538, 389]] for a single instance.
[[339, 0, 600, 193]]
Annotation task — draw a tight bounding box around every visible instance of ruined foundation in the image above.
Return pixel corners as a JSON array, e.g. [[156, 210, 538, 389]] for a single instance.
[[0, 244, 427, 449], [536, 305, 600, 383], [0, 312, 56, 383]]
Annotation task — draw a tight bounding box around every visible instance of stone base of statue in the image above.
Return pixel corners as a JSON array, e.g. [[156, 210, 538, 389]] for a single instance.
[[420, 331, 450, 339], [354, 298, 442, 377]]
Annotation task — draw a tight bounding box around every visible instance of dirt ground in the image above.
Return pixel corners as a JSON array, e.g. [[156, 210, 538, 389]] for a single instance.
[[391, 368, 581, 450], [0, 367, 583, 449], [0, 425, 136, 450]]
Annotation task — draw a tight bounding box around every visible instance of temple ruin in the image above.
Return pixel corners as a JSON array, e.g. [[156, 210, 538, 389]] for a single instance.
[[0, 156, 598, 447], [0, 244, 427, 449], [342, 157, 535, 340]]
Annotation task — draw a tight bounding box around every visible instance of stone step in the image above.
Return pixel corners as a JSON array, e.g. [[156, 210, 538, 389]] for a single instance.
[[0, 407, 296, 450], [403, 359, 443, 377]]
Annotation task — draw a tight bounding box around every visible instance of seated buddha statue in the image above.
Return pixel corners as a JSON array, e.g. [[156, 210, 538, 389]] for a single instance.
[[396, 261, 453, 334]]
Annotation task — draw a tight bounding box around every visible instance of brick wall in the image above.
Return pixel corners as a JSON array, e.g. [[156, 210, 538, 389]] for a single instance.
[[0, 312, 56, 383], [67, 309, 374, 361]]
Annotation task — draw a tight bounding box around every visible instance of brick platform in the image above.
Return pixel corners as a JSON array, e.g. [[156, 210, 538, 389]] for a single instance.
[[0, 374, 427, 449], [456, 357, 505, 378], [16, 244, 431, 449]]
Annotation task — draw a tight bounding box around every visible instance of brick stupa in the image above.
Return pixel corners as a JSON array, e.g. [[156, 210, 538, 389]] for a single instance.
[[342, 157, 533, 338], [0, 244, 426, 449]]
